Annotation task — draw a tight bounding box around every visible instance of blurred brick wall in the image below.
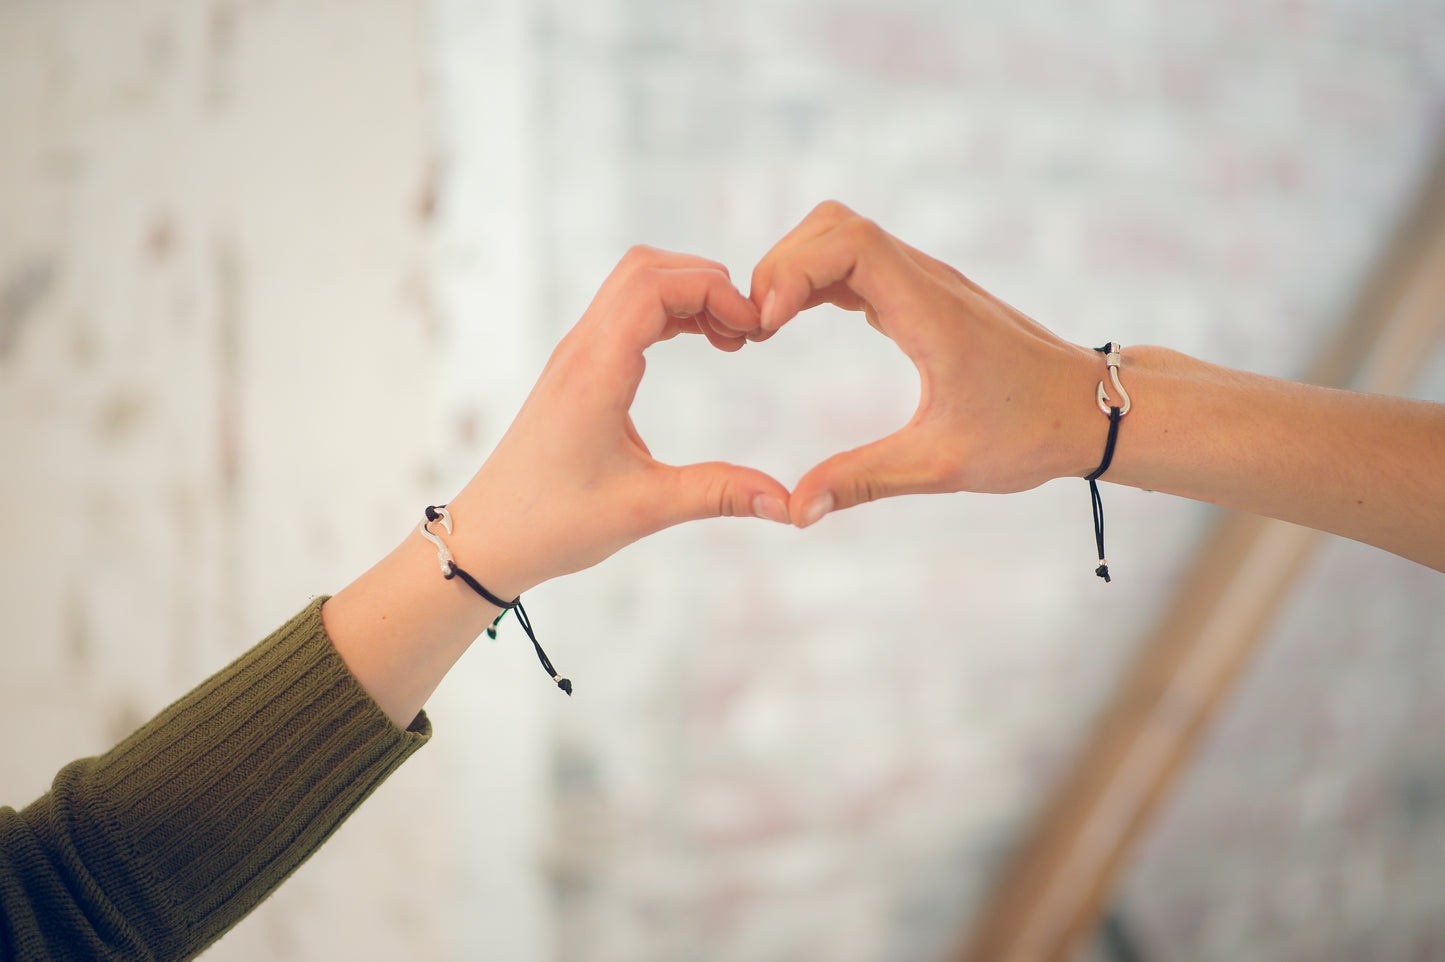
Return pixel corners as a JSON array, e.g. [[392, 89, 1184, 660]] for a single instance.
[[440, 1, 1445, 961], [4, 1, 1445, 961], [0, 3, 483, 959]]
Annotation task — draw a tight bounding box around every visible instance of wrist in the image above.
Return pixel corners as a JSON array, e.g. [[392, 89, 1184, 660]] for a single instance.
[[1096, 345, 1252, 496], [1058, 342, 1188, 483], [1046, 341, 1119, 481], [428, 490, 543, 602]]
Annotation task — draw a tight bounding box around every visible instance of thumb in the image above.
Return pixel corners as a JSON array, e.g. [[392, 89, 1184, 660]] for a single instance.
[[660, 461, 794, 528], [789, 427, 943, 527]]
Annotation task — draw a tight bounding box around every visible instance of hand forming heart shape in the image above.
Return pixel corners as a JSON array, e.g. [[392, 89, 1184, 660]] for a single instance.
[[442, 202, 1102, 598], [747, 201, 1100, 526]]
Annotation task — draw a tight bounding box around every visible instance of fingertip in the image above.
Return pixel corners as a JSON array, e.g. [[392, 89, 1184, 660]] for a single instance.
[[751, 493, 791, 525], [709, 283, 762, 337], [796, 491, 835, 528], [760, 289, 779, 330], [699, 325, 744, 352], [748, 260, 773, 307], [705, 308, 753, 337]]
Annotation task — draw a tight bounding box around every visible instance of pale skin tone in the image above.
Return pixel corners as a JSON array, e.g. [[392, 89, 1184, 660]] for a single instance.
[[326, 204, 1445, 728], [748, 201, 1445, 565], [323, 247, 792, 726]]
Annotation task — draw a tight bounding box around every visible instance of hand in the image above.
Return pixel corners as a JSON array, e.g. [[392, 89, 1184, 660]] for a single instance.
[[749, 201, 1102, 527], [446, 246, 793, 596]]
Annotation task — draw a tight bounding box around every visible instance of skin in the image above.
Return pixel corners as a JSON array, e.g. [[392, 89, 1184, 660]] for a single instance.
[[326, 205, 1445, 727], [322, 247, 792, 726], [748, 201, 1445, 570]]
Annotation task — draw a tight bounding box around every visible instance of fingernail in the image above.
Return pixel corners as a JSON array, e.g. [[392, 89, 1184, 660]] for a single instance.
[[760, 290, 778, 330], [752, 494, 790, 525], [799, 492, 834, 528]]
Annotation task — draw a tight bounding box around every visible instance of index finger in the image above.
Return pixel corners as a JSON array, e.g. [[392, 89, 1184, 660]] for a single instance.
[[750, 204, 926, 336], [749, 200, 860, 321], [610, 265, 760, 357]]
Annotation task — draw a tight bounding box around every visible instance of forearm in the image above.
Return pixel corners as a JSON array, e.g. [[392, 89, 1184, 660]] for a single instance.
[[320, 249, 790, 727], [1, 247, 782, 960], [1, 601, 427, 962], [321, 490, 520, 729], [1085, 345, 1445, 570]]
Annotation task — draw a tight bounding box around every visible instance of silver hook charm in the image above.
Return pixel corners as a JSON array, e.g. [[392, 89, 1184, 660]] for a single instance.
[[419, 505, 455, 575], [1096, 342, 1131, 416]]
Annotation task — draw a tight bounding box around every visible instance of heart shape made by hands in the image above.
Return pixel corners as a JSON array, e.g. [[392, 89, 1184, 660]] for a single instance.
[[632, 302, 919, 515]]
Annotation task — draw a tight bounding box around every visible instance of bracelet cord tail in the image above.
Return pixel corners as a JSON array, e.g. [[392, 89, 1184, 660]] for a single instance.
[[423, 506, 572, 695], [1087, 344, 1128, 583]]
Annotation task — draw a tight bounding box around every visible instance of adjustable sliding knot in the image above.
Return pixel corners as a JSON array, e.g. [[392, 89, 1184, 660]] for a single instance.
[[420, 505, 572, 695]]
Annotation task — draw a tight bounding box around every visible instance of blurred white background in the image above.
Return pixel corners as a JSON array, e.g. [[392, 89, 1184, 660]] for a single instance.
[[2, 1, 1444, 959]]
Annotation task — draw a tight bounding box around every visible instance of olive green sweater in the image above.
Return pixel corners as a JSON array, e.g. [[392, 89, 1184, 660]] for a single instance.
[[0, 598, 430, 961]]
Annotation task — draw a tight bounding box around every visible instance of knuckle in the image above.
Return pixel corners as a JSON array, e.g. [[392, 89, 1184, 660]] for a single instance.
[[841, 463, 882, 507], [620, 244, 660, 270], [749, 260, 772, 293], [813, 199, 854, 222], [853, 474, 882, 506], [842, 214, 885, 247], [708, 473, 741, 517], [622, 265, 663, 298]]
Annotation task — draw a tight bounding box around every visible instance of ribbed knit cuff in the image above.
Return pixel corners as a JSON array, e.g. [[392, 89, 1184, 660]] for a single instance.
[[58, 596, 430, 959]]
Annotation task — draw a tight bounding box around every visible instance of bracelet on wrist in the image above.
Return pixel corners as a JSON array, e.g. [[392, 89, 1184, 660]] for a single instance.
[[419, 505, 572, 695], [1085, 342, 1131, 583]]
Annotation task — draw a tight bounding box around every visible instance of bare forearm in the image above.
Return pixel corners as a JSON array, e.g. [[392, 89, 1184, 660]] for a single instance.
[[321, 517, 506, 729], [321, 249, 788, 727], [1092, 346, 1445, 570], [751, 202, 1445, 572]]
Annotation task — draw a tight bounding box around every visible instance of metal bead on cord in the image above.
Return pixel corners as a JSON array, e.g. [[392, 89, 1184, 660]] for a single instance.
[[419, 505, 572, 695], [1086, 343, 1131, 583]]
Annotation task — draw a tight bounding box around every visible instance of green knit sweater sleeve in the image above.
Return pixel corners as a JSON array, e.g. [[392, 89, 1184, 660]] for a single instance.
[[0, 597, 431, 961]]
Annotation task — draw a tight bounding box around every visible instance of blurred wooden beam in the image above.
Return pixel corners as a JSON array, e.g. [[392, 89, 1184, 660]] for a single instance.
[[951, 140, 1445, 962]]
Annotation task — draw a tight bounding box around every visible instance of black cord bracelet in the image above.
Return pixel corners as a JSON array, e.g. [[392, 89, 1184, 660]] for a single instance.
[[1087, 343, 1131, 583], [420, 505, 572, 695]]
